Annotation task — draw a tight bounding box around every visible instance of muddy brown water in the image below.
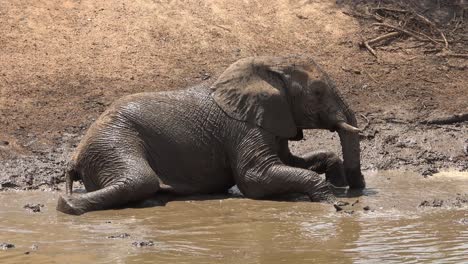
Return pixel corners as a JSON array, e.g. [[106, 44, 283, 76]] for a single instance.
[[0, 171, 467, 264]]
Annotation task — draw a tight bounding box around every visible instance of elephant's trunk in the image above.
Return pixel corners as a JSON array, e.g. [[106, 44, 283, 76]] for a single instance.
[[337, 103, 365, 189]]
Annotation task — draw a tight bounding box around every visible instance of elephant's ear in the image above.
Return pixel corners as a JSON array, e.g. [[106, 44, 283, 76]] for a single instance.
[[211, 58, 297, 138]]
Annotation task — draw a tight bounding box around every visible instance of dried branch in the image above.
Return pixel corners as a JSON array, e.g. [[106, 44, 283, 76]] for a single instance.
[[440, 53, 468, 58], [372, 23, 428, 42], [420, 113, 468, 125], [367, 31, 401, 46], [413, 13, 449, 49], [362, 40, 378, 58], [370, 7, 408, 13], [360, 114, 371, 130]]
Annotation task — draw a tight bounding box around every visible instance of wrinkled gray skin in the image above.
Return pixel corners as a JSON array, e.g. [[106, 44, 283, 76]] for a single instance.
[[57, 56, 365, 215]]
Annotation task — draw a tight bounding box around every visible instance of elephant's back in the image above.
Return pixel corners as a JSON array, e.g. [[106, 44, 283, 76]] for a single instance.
[[75, 85, 233, 193], [122, 87, 233, 192]]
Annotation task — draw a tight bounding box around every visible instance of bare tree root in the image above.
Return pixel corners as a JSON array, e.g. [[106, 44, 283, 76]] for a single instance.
[[353, 2, 465, 57], [360, 31, 401, 57], [361, 40, 378, 58], [367, 31, 401, 46], [439, 53, 468, 59], [372, 23, 436, 44], [413, 13, 449, 49], [420, 113, 468, 125]]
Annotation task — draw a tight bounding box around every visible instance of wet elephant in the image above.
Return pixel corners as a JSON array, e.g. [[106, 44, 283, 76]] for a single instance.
[[57, 55, 365, 215]]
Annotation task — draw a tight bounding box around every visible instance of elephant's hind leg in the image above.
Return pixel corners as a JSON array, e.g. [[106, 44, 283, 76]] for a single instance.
[[57, 164, 161, 215]]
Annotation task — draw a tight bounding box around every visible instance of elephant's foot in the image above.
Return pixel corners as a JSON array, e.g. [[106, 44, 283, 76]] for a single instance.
[[325, 164, 348, 188], [56, 194, 88, 215], [346, 168, 365, 189], [307, 180, 335, 203]]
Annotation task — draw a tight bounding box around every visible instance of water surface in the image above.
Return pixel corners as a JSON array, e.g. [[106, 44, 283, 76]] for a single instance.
[[0, 171, 467, 263]]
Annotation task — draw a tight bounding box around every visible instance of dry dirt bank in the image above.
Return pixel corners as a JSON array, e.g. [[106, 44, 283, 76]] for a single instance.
[[0, 0, 466, 190]]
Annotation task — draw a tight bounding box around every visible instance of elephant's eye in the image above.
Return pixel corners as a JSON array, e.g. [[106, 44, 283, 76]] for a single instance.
[[309, 81, 327, 97]]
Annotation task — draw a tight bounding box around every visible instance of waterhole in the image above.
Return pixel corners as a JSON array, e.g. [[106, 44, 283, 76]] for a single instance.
[[0, 171, 467, 263]]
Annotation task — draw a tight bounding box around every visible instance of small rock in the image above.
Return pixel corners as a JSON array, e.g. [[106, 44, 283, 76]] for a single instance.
[[1, 243, 15, 250], [132, 241, 154, 247], [344, 210, 355, 215], [363, 206, 371, 211], [432, 199, 443, 207], [0, 140, 9, 146], [31, 244, 38, 250], [419, 199, 444, 207], [107, 233, 130, 239], [421, 167, 439, 177], [439, 65, 449, 71], [0, 181, 19, 189], [333, 204, 343, 212], [335, 201, 350, 206], [201, 73, 211, 80], [23, 203, 44, 213], [419, 200, 430, 207], [296, 14, 308, 19]]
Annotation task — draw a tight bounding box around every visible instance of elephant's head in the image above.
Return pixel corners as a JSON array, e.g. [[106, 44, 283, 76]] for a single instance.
[[211, 56, 365, 189]]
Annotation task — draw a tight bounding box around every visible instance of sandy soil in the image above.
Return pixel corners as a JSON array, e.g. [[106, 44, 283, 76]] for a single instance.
[[0, 0, 467, 190]]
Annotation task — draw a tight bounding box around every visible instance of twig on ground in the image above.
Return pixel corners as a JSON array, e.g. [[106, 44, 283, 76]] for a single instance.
[[214, 24, 231, 32], [419, 77, 440, 84], [372, 23, 433, 43], [341, 66, 361, 74], [440, 53, 468, 58], [371, 7, 408, 13], [364, 71, 378, 83], [439, 31, 449, 49], [383, 117, 408, 124], [360, 114, 371, 130], [342, 10, 383, 22], [414, 13, 449, 49], [360, 31, 402, 58], [451, 19, 463, 33], [414, 13, 436, 27], [430, 125, 462, 131], [367, 31, 401, 46], [405, 43, 426, 49], [361, 40, 378, 58], [420, 113, 468, 125], [372, 23, 418, 39]]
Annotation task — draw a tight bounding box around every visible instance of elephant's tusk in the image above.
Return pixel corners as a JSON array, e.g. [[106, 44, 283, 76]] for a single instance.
[[337, 122, 361, 133]]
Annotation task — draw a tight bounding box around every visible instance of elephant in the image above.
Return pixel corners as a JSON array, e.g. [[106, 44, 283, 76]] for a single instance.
[[56, 55, 365, 215]]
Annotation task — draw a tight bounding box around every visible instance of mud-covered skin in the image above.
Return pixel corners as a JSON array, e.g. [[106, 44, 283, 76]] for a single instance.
[[57, 56, 363, 215]]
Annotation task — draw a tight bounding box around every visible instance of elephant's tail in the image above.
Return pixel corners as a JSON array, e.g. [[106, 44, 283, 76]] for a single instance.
[[65, 165, 80, 195]]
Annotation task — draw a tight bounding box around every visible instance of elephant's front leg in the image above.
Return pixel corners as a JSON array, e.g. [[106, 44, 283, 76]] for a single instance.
[[288, 151, 347, 187], [277, 140, 347, 187], [232, 134, 333, 202], [238, 164, 334, 202]]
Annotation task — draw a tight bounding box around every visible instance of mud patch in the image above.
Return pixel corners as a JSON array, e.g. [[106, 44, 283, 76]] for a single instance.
[[132, 241, 155, 247], [23, 203, 44, 213], [107, 233, 130, 239], [0, 132, 80, 191], [419, 194, 468, 208], [0, 243, 15, 250]]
